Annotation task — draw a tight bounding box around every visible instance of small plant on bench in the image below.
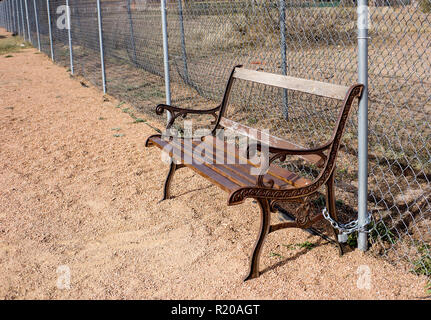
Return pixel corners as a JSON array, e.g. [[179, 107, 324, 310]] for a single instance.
[[146, 65, 363, 280]]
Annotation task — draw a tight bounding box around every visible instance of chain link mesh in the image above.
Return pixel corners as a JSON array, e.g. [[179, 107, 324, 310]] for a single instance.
[[1, 0, 430, 277]]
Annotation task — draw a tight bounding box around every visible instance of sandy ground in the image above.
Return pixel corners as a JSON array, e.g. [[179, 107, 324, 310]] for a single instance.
[[0, 29, 429, 300]]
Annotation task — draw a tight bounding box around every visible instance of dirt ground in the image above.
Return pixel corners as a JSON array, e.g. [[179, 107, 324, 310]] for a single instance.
[[0, 29, 429, 300]]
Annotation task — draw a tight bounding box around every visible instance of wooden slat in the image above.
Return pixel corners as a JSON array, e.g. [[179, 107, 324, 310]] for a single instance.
[[194, 138, 291, 189], [233, 68, 349, 100], [219, 117, 325, 167], [201, 136, 311, 188], [147, 136, 241, 193], [147, 135, 312, 192]]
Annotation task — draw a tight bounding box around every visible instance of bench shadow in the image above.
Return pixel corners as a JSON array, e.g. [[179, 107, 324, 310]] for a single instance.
[[259, 237, 331, 276], [172, 184, 213, 198]]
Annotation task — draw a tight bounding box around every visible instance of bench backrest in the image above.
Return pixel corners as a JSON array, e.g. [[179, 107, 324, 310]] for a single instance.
[[212, 65, 363, 180]]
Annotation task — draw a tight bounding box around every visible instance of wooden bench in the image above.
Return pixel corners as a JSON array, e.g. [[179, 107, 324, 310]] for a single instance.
[[145, 66, 363, 280]]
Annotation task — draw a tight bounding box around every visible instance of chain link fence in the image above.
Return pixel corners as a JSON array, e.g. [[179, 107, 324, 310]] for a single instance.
[[1, 0, 430, 278]]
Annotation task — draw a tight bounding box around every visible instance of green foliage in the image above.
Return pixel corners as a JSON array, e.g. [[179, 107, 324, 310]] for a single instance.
[[283, 241, 315, 251], [347, 232, 358, 247], [247, 117, 257, 125], [426, 282, 431, 295], [346, 221, 396, 249], [413, 243, 431, 276], [420, 0, 431, 13], [0, 36, 32, 55], [270, 252, 284, 259], [369, 221, 396, 245], [115, 101, 125, 108]]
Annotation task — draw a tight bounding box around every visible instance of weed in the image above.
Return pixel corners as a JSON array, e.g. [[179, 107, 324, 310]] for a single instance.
[[111, 128, 121, 131], [247, 117, 257, 125], [312, 194, 326, 208], [420, 0, 431, 13], [113, 134, 124, 138], [335, 199, 344, 207], [98, 117, 106, 120], [270, 252, 284, 259], [283, 241, 315, 251], [5, 54, 13, 58], [426, 282, 431, 295], [347, 232, 358, 247], [0, 36, 32, 55], [369, 221, 396, 245], [347, 221, 397, 249], [116, 101, 125, 108], [413, 243, 431, 276]]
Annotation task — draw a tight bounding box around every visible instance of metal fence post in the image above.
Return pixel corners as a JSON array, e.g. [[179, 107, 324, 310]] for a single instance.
[[16, 0, 21, 36], [357, 0, 369, 252], [11, 0, 16, 34], [7, 0, 11, 32], [24, 0, 30, 43], [33, 0, 40, 51], [126, 0, 137, 66], [65, 0, 73, 74], [279, 0, 288, 120], [4, 0, 8, 31], [96, 0, 106, 93], [20, 0, 25, 40], [15, 0, 19, 35], [177, 0, 189, 85], [161, 0, 172, 123], [46, 0, 54, 61]]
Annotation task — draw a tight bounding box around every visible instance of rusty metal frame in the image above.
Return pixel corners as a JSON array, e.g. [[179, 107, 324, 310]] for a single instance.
[[146, 65, 363, 280]]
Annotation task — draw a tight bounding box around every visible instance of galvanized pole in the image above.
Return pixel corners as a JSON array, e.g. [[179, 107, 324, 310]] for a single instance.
[[11, 0, 16, 34], [126, 0, 137, 66], [46, 0, 54, 60], [24, 0, 30, 43], [161, 0, 172, 123], [66, 0, 73, 74], [15, 0, 19, 35], [20, 0, 25, 40], [177, 0, 189, 85], [357, 0, 369, 252], [6, 0, 9, 31], [16, 0, 21, 35], [279, 0, 288, 120], [4, 2, 7, 29], [7, 0, 11, 32], [33, 0, 40, 51], [96, 0, 106, 93], [4, 0, 8, 31]]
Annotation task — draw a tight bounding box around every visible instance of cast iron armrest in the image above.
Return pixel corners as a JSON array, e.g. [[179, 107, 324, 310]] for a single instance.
[[247, 140, 331, 161], [246, 141, 333, 188], [155, 103, 221, 129]]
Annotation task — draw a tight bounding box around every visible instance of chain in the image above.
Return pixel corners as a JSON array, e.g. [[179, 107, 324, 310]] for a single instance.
[[322, 208, 372, 235]]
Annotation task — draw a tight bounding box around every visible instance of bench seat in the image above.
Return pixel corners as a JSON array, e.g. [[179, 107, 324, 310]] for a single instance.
[[146, 134, 311, 195]]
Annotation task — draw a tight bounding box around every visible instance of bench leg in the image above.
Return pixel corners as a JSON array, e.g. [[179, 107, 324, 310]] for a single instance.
[[162, 161, 183, 201], [244, 198, 271, 281], [326, 172, 344, 256]]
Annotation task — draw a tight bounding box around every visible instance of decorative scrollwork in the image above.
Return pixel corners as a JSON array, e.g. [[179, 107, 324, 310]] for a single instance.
[[256, 152, 287, 188], [155, 104, 221, 129], [228, 84, 363, 206]]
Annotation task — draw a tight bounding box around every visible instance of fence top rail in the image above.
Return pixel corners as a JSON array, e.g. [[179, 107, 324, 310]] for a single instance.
[[233, 67, 349, 101]]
